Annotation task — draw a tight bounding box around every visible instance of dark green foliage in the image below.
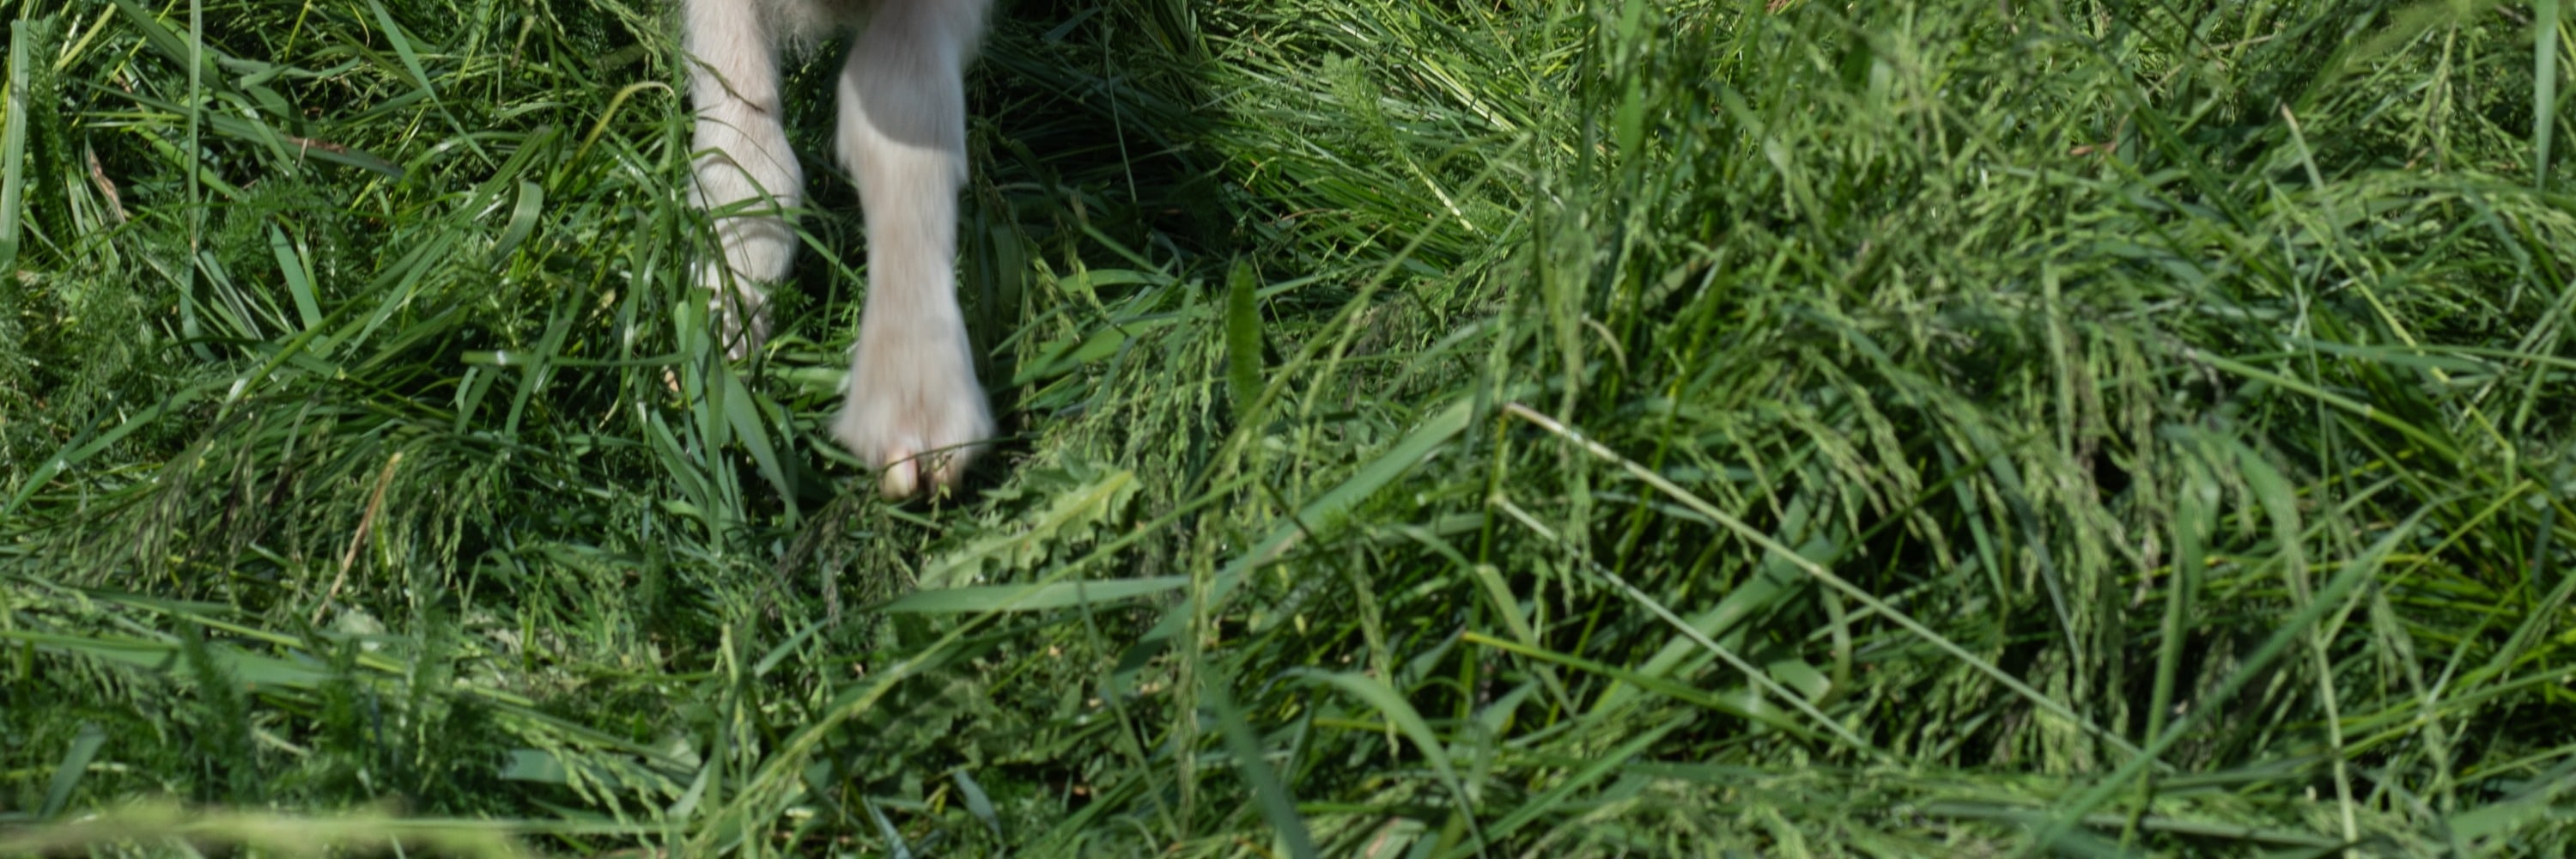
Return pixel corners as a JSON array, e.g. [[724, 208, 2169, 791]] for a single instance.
[[5, 0, 2576, 855]]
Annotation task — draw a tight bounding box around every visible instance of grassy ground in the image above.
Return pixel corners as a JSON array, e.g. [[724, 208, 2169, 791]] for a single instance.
[[4, 0, 2575, 854]]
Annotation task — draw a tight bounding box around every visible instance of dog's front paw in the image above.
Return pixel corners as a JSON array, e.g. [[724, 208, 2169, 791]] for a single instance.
[[832, 322, 993, 499], [705, 277, 773, 362]]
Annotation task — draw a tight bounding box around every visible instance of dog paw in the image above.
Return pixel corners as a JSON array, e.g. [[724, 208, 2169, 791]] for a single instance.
[[831, 323, 993, 499], [706, 277, 773, 362]]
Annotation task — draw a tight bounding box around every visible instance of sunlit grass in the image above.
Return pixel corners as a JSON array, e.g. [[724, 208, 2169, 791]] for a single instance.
[[5, 0, 2575, 855]]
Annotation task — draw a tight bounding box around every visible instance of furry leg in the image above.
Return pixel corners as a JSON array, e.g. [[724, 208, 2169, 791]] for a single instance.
[[682, 0, 799, 359], [830, 0, 995, 498]]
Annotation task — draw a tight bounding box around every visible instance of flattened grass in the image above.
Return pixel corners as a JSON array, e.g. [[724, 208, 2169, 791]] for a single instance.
[[5, 0, 2576, 855]]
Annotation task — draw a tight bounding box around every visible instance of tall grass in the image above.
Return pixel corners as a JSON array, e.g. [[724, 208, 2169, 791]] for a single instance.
[[4, 0, 2574, 854]]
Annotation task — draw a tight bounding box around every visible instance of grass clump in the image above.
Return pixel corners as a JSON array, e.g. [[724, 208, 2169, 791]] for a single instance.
[[6, 0, 2576, 855]]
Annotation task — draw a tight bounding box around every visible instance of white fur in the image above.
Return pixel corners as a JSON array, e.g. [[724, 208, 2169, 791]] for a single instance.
[[682, 0, 996, 498]]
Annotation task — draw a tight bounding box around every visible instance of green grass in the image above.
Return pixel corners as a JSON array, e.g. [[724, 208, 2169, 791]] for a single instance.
[[5, 0, 2576, 854]]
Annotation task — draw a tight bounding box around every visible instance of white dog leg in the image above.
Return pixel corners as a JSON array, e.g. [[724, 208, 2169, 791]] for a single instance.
[[681, 0, 799, 359], [831, 0, 995, 498]]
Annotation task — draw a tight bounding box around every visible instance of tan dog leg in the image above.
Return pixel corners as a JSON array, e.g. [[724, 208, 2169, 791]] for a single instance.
[[680, 0, 799, 359], [829, 0, 996, 498]]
